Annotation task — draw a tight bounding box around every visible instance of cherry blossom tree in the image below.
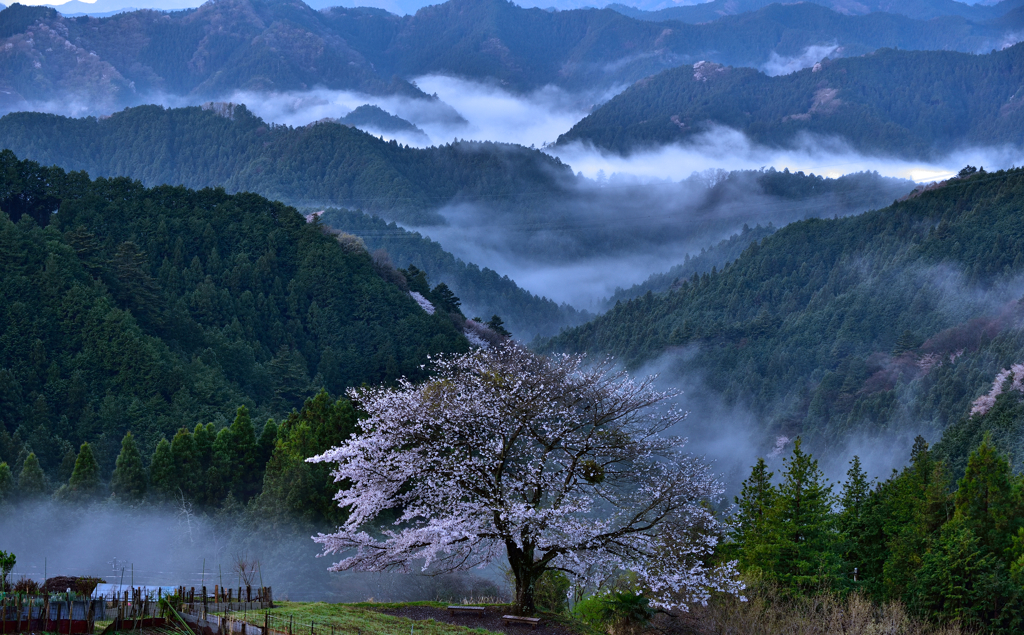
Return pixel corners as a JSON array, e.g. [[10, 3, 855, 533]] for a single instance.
[[309, 342, 741, 615]]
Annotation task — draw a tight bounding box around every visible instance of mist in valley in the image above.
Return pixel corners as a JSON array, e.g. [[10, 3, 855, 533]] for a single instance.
[[0, 501, 509, 603]]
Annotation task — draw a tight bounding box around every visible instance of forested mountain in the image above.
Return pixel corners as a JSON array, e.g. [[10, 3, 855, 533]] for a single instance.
[[544, 167, 1024, 456], [0, 103, 572, 224], [605, 223, 777, 306], [316, 208, 591, 339], [338, 104, 426, 138], [609, 0, 1024, 23], [559, 44, 1024, 158], [0, 104, 913, 263], [4, 0, 1024, 114], [0, 150, 468, 482]]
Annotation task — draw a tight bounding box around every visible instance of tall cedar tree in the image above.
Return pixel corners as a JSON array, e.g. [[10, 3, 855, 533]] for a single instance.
[[59, 442, 101, 501], [17, 452, 45, 498], [111, 431, 147, 502], [0, 462, 12, 502], [732, 457, 776, 574], [149, 438, 174, 499], [769, 438, 840, 591]]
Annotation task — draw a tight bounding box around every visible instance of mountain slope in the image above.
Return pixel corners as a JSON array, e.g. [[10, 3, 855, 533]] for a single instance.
[[0, 150, 467, 474], [544, 168, 1024, 451], [0, 103, 573, 224], [4, 0, 1024, 113], [558, 44, 1024, 158], [316, 208, 591, 340]]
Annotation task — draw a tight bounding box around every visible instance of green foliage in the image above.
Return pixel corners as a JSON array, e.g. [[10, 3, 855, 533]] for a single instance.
[[110, 431, 147, 503], [0, 106, 571, 225], [546, 167, 1024, 454], [0, 150, 466, 479], [257, 389, 360, 526], [0, 461, 11, 503], [0, 550, 14, 592], [318, 208, 590, 340], [16, 452, 45, 498], [730, 436, 1024, 633], [730, 457, 777, 574], [533, 570, 570, 614], [57, 441, 101, 502], [770, 439, 840, 591], [593, 592, 655, 635]]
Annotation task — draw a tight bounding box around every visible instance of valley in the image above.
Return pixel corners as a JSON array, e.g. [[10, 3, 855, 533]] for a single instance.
[[3, 0, 1024, 631]]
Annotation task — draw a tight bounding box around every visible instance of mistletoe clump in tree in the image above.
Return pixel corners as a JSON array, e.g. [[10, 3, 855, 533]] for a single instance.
[[309, 342, 741, 615]]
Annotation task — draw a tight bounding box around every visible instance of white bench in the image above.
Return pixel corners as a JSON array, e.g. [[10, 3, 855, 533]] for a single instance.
[[502, 615, 542, 629]]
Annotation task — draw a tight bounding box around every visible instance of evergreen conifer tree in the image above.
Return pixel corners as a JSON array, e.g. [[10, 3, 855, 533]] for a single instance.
[[0, 462, 12, 502], [955, 434, 1022, 555], [60, 442, 101, 502], [17, 452, 46, 498], [229, 405, 259, 500], [769, 438, 840, 591], [111, 431, 147, 503], [732, 457, 777, 574], [149, 438, 175, 499]]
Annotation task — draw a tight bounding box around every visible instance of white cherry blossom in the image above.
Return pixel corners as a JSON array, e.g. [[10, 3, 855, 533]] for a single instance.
[[309, 342, 742, 614]]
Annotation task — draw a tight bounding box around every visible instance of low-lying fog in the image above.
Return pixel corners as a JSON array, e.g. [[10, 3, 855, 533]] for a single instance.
[[0, 502, 509, 603]]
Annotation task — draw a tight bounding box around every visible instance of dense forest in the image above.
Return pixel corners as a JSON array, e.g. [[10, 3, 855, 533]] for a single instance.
[[728, 432, 1024, 634], [0, 150, 470, 488], [4, 0, 1024, 112], [316, 208, 591, 340], [0, 103, 572, 224], [545, 167, 1024, 457], [604, 223, 777, 306], [558, 44, 1024, 158]]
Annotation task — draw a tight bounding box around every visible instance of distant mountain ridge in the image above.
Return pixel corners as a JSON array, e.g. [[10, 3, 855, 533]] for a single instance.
[[608, 0, 1024, 23], [558, 44, 1024, 158], [4, 0, 1024, 114]]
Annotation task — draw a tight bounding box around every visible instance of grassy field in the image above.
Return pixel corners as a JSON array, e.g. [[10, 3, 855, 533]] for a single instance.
[[264, 601, 500, 635]]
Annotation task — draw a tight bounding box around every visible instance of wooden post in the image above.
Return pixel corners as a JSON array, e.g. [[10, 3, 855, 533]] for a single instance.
[[203, 587, 208, 619], [264, 612, 268, 635]]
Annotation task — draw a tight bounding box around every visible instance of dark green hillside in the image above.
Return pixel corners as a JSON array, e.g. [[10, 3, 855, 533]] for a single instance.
[[317, 208, 591, 339], [545, 168, 1024, 447], [558, 45, 1024, 158], [0, 104, 572, 224], [0, 150, 466, 477]]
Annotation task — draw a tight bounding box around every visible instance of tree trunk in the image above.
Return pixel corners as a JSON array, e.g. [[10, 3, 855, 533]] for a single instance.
[[507, 544, 540, 616]]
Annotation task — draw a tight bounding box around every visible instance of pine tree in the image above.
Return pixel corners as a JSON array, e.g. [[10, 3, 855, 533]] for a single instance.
[[228, 405, 259, 501], [955, 434, 1021, 555], [486, 315, 511, 338], [59, 442, 101, 502], [149, 438, 175, 499], [732, 457, 777, 574], [170, 427, 198, 499], [769, 438, 840, 591], [0, 462, 12, 502], [111, 431, 147, 503], [17, 452, 46, 498], [838, 455, 871, 587]]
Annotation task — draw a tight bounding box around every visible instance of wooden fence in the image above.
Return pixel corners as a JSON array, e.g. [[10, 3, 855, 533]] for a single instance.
[[0, 596, 105, 634]]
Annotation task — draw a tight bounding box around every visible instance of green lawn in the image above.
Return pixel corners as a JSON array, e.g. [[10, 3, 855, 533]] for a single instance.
[[264, 601, 498, 635]]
